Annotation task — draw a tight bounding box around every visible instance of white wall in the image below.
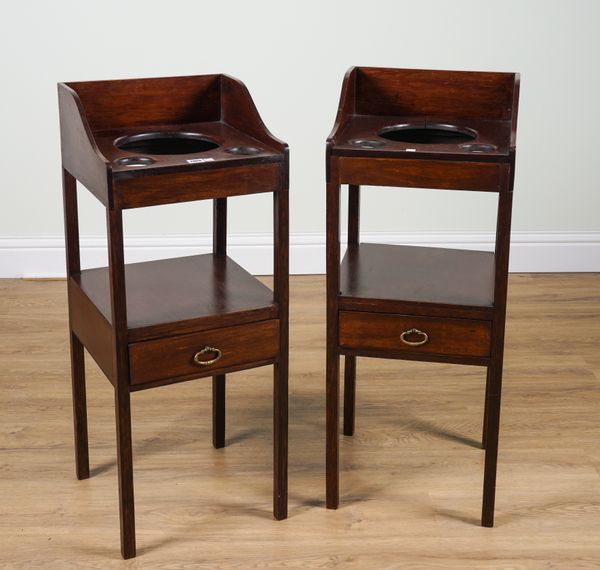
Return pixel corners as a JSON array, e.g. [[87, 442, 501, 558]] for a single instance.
[[1, 0, 599, 275]]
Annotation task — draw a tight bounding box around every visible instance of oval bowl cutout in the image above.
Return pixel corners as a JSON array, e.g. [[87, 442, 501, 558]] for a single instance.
[[379, 123, 477, 144], [115, 132, 220, 155]]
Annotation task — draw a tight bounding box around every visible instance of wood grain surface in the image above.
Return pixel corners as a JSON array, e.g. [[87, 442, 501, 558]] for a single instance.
[[129, 320, 279, 386], [1, 274, 600, 568], [339, 311, 492, 358], [354, 68, 516, 120], [340, 243, 495, 309], [74, 254, 277, 342], [338, 156, 504, 191]]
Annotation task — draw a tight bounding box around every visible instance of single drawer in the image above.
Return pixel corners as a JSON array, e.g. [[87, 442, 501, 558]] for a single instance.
[[339, 311, 491, 358], [129, 320, 279, 385]]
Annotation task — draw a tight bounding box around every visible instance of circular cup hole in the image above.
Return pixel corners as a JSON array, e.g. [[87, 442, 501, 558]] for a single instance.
[[350, 138, 385, 148], [378, 123, 477, 144], [115, 132, 220, 155], [225, 146, 262, 155], [459, 143, 498, 153], [114, 156, 155, 168]]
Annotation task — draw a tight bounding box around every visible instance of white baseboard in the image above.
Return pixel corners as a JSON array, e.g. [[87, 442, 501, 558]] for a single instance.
[[0, 231, 598, 278]]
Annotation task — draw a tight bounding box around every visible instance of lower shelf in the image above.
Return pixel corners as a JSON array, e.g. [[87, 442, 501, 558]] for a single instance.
[[68, 254, 280, 386], [338, 243, 496, 366], [72, 254, 277, 341], [340, 243, 495, 312]]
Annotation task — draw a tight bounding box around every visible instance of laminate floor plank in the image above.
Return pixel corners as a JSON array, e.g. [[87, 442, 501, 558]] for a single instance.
[[1, 274, 599, 568]]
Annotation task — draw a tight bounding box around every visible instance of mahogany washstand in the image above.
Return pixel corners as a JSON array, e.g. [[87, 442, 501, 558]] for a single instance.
[[58, 74, 289, 558], [325, 67, 519, 526]]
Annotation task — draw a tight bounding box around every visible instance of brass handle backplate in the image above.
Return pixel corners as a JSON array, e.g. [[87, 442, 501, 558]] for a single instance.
[[193, 346, 223, 366], [400, 328, 429, 347]]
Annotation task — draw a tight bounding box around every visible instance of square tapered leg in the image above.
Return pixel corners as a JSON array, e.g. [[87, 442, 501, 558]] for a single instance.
[[343, 356, 356, 436], [212, 375, 226, 449], [115, 388, 135, 559], [69, 332, 89, 480]]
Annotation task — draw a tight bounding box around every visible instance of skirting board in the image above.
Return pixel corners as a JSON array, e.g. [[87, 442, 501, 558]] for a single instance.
[[0, 231, 598, 278]]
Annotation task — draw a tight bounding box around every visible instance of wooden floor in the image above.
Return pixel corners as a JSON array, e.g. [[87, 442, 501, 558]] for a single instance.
[[1, 274, 600, 568]]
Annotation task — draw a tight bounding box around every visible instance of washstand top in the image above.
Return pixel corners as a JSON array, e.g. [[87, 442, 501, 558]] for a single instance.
[[58, 74, 287, 198], [328, 67, 519, 162]]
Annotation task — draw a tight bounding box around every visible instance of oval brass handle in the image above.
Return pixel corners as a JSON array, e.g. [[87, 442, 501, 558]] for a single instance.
[[193, 346, 222, 366], [400, 328, 429, 347]]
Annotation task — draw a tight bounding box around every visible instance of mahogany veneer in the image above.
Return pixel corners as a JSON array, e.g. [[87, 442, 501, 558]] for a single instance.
[[340, 243, 495, 310], [72, 254, 277, 341], [58, 74, 289, 559], [326, 67, 519, 527]]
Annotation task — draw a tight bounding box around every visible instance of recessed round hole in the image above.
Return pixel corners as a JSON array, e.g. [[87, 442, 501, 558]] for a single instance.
[[378, 123, 477, 144], [350, 138, 385, 148], [225, 146, 262, 155], [114, 156, 155, 167], [114, 132, 220, 155], [459, 143, 498, 153]]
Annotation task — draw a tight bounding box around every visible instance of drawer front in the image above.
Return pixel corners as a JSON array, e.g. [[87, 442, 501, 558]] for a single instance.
[[339, 311, 491, 358], [129, 320, 279, 385]]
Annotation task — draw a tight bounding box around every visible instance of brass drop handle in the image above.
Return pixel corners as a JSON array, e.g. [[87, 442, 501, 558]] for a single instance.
[[400, 328, 429, 347], [193, 346, 222, 366]]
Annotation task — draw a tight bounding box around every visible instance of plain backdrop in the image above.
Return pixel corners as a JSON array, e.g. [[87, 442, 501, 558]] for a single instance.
[[1, 0, 599, 273]]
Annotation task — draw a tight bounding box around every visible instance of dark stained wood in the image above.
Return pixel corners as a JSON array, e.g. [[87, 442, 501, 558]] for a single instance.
[[333, 114, 512, 162], [341, 243, 495, 308], [67, 278, 115, 383], [338, 296, 493, 320], [62, 169, 90, 479], [339, 312, 492, 358], [347, 185, 360, 246], [94, 120, 282, 178], [213, 198, 227, 256], [510, 77, 521, 149], [129, 320, 279, 386], [68, 331, 89, 480], [106, 208, 136, 559], [343, 184, 360, 437], [58, 71, 289, 558], [354, 67, 516, 120], [62, 169, 81, 276], [75, 255, 277, 341], [482, 169, 514, 527], [273, 173, 289, 520], [58, 87, 110, 206], [325, 159, 341, 510], [221, 75, 287, 151], [212, 197, 227, 449], [129, 359, 276, 393], [343, 356, 356, 437], [326, 67, 357, 148], [481, 366, 491, 449], [328, 68, 518, 168], [340, 346, 489, 367], [66, 75, 222, 131], [114, 163, 281, 209], [59, 73, 289, 557], [326, 67, 519, 528], [59, 75, 287, 210], [339, 157, 503, 192], [212, 374, 226, 449], [114, 386, 135, 559]]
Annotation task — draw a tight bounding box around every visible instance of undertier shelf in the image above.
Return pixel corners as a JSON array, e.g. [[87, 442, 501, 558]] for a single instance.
[[340, 243, 495, 309], [72, 254, 276, 341]]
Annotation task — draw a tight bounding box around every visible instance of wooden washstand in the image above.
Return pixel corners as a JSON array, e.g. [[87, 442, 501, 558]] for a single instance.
[[58, 74, 289, 558]]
